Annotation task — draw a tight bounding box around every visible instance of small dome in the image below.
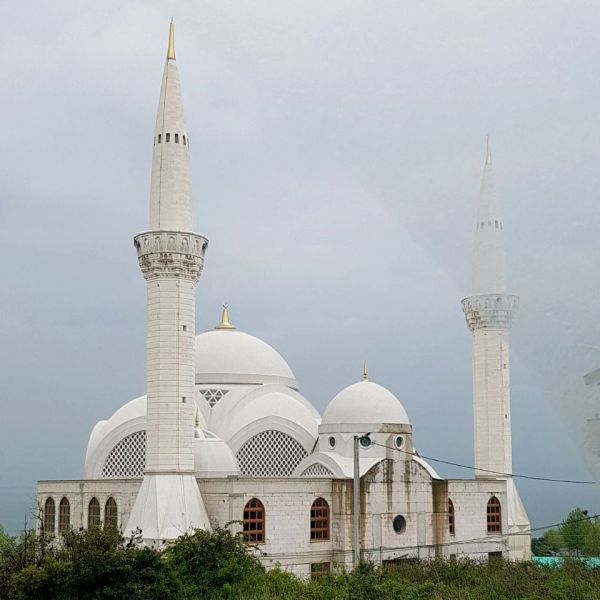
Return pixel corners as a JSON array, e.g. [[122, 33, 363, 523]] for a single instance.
[[193, 429, 239, 478], [195, 329, 297, 388], [322, 381, 410, 425]]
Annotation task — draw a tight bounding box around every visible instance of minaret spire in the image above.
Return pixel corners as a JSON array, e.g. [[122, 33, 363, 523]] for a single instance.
[[150, 22, 191, 230], [472, 135, 505, 295], [127, 23, 210, 545]]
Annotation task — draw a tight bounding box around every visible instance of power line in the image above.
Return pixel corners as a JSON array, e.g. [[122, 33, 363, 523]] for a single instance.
[[371, 441, 599, 485]]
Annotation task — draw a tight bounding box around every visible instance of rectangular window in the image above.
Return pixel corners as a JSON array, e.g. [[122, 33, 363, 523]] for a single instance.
[[175, 133, 179, 143], [157, 134, 161, 143], [311, 562, 331, 578], [166, 133, 170, 143], [183, 135, 186, 145], [488, 551, 503, 561]]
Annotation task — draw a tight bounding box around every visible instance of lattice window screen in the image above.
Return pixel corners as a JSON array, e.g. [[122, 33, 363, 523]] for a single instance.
[[301, 463, 334, 477], [199, 389, 229, 407], [102, 430, 146, 478], [236, 430, 308, 477]]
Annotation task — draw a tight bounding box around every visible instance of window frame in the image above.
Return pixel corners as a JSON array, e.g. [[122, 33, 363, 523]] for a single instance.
[[43, 497, 55, 534], [310, 497, 330, 541], [87, 497, 101, 528], [105, 497, 118, 528], [448, 498, 455, 535], [486, 496, 502, 534], [243, 498, 265, 544], [58, 497, 70, 534]]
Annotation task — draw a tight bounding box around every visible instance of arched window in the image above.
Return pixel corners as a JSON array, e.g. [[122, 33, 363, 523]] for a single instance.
[[487, 496, 501, 533], [448, 498, 455, 535], [88, 497, 100, 528], [58, 497, 70, 534], [243, 498, 265, 543], [43, 498, 55, 534], [105, 497, 118, 528], [310, 498, 330, 540]]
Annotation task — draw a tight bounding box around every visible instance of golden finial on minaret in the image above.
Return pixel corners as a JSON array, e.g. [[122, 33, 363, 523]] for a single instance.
[[195, 406, 200, 428], [215, 303, 235, 330], [362, 361, 368, 381], [167, 19, 176, 60]]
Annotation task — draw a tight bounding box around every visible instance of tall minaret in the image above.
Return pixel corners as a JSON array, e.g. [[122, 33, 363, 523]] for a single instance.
[[126, 22, 211, 543], [462, 139, 530, 558]]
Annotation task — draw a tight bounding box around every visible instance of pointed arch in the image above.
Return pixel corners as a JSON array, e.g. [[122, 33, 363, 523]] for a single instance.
[[105, 497, 118, 528], [43, 497, 55, 534], [87, 497, 100, 528], [58, 497, 70, 533], [448, 498, 455, 535], [310, 497, 330, 540], [242, 498, 265, 543], [487, 496, 501, 533]]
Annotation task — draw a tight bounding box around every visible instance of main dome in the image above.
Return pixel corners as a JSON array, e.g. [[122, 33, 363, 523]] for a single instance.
[[195, 329, 298, 389], [322, 380, 410, 425]]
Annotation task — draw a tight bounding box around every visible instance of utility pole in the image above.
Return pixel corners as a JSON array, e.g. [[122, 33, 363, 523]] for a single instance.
[[353, 435, 360, 568]]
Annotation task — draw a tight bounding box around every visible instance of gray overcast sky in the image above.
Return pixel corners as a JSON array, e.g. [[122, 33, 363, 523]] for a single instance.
[[2, 0, 600, 534]]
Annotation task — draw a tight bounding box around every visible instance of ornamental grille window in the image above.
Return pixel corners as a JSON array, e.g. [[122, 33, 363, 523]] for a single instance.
[[105, 498, 118, 528], [487, 496, 501, 533], [448, 498, 455, 535], [102, 430, 146, 478], [242, 498, 265, 543], [88, 497, 100, 528], [43, 498, 55, 534], [301, 463, 334, 477], [236, 430, 308, 477], [310, 498, 330, 540], [59, 497, 70, 533], [199, 389, 229, 408]]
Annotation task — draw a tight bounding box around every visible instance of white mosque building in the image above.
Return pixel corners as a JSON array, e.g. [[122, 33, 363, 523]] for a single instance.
[[36, 24, 531, 574]]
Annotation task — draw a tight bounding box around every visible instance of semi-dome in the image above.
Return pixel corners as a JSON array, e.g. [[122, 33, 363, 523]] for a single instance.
[[195, 307, 297, 389], [193, 428, 240, 478], [322, 380, 410, 425]]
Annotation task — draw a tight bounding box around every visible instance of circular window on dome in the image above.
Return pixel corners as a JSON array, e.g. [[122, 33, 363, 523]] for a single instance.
[[392, 515, 406, 534], [359, 436, 372, 449], [328, 436, 336, 448], [394, 435, 404, 450]]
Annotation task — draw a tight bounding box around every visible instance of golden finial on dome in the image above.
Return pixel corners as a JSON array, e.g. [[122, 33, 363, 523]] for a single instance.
[[362, 361, 368, 381], [215, 303, 235, 330], [167, 19, 176, 60], [194, 406, 200, 428]]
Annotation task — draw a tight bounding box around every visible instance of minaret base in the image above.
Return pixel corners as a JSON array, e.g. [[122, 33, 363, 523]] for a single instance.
[[125, 473, 211, 546], [505, 478, 531, 560]]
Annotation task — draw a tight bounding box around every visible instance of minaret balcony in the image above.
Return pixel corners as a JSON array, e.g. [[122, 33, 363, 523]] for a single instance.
[[462, 293, 519, 331], [133, 230, 208, 281]]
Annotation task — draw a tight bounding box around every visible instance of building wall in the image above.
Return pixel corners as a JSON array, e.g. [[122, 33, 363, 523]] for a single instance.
[[38, 469, 519, 573]]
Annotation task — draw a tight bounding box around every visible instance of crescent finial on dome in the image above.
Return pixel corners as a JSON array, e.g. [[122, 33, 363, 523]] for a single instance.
[[215, 303, 236, 330]]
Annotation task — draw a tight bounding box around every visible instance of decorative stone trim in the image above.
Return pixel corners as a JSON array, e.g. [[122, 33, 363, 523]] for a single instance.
[[462, 294, 519, 331], [133, 230, 208, 280]]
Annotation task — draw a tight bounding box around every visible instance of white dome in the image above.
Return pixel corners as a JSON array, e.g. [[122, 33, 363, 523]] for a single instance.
[[193, 429, 239, 478], [322, 381, 410, 425], [195, 329, 297, 388]]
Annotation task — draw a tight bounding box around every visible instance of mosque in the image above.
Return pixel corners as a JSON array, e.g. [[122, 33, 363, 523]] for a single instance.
[[36, 24, 531, 575]]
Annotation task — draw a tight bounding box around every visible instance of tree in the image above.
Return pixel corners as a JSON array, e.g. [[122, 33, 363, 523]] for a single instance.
[[582, 520, 600, 557], [544, 529, 565, 555], [559, 508, 591, 555]]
